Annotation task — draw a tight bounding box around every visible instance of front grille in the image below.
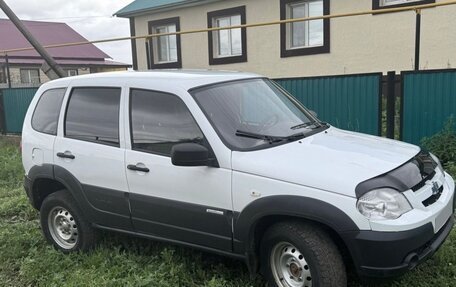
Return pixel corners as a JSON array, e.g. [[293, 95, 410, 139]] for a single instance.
[[422, 186, 444, 207], [412, 170, 436, 191], [411, 151, 438, 192]]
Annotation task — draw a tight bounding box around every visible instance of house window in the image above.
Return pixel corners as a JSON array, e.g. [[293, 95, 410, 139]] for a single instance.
[[373, 0, 435, 9], [207, 6, 247, 65], [66, 69, 78, 77], [280, 0, 330, 58], [148, 17, 182, 69], [0, 66, 6, 84], [20, 69, 40, 84], [214, 15, 242, 57]]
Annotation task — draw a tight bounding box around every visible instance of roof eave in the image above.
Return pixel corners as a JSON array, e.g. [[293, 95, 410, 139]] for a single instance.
[[114, 0, 221, 18]]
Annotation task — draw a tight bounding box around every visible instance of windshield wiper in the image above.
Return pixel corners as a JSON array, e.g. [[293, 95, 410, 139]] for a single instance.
[[290, 121, 325, 130], [235, 130, 305, 144], [235, 130, 283, 144], [284, 132, 307, 141]]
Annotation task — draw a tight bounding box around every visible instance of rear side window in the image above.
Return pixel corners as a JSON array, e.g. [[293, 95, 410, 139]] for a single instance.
[[65, 87, 121, 146], [31, 88, 66, 135], [130, 89, 204, 156]]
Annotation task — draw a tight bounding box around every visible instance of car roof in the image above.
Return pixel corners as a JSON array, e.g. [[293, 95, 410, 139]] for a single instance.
[[44, 69, 262, 91]]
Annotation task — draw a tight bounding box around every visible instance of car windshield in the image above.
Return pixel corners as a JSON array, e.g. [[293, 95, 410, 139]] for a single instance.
[[191, 78, 324, 150]]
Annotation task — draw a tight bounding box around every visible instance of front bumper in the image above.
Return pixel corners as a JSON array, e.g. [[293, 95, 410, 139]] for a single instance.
[[344, 172, 455, 278], [343, 214, 454, 277]]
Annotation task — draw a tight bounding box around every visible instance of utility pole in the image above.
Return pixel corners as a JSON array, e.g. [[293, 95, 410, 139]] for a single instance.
[[414, 9, 421, 71], [0, 0, 66, 79], [5, 54, 11, 88]]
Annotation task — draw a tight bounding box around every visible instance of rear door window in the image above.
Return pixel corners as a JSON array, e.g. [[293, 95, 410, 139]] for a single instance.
[[31, 88, 66, 135], [65, 87, 121, 146]]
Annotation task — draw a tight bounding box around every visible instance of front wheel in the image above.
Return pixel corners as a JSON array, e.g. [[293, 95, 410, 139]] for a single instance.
[[260, 222, 347, 287]]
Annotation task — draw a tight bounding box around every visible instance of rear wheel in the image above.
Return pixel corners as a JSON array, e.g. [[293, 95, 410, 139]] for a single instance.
[[260, 222, 347, 287], [40, 190, 97, 252], [47, 206, 79, 249]]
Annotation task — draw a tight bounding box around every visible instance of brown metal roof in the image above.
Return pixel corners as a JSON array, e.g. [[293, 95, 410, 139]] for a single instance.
[[0, 19, 110, 60]]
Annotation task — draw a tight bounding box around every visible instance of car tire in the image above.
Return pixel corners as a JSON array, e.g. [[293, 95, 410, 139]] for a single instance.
[[40, 190, 97, 253], [260, 221, 347, 287]]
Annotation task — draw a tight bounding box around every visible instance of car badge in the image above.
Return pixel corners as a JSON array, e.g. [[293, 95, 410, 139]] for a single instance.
[[431, 182, 440, 195]]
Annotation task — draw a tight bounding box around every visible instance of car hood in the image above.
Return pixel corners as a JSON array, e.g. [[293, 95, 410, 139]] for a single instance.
[[232, 127, 420, 198]]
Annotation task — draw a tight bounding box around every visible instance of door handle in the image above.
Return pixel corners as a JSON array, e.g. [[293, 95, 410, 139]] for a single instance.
[[57, 152, 75, 159], [127, 164, 150, 173]]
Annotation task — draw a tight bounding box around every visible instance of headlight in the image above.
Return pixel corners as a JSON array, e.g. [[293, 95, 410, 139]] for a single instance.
[[430, 153, 445, 176], [356, 188, 412, 220]]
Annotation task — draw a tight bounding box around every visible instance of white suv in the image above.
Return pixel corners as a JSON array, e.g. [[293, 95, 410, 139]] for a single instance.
[[22, 71, 454, 287]]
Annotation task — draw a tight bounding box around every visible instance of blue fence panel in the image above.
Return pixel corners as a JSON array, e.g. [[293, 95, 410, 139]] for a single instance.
[[402, 70, 456, 145], [1, 88, 38, 134], [275, 73, 382, 135]]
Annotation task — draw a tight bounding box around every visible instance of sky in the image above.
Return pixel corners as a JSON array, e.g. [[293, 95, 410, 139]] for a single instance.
[[0, 0, 134, 65]]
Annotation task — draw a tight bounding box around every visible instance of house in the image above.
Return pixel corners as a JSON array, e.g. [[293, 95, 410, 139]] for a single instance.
[[0, 19, 130, 88], [115, 0, 456, 78]]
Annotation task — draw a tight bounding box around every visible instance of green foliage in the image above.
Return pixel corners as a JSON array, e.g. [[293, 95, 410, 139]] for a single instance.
[[445, 162, 456, 179], [0, 138, 455, 287], [422, 117, 456, 165]]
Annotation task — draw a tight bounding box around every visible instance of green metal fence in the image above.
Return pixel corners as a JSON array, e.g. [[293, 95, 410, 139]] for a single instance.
[[0, 88, 38, 134], [401, 69, 456, 145], [275, 73, 382, 135]]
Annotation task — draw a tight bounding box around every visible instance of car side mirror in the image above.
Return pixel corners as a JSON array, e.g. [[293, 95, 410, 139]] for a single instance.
[[309, 110, 318, 118], [171, 143, 213, 167]]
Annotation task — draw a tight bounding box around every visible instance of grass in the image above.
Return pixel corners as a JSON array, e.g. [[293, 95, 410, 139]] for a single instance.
[[0, 139, 455, 287]]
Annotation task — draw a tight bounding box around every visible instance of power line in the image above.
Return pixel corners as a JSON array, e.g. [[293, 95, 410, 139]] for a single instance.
[[29, 15, 115, 21], [0, 15, 123, 25]]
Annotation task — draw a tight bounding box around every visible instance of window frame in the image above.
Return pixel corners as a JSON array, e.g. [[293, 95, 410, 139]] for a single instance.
[[63, 86, 122, 148], [20, 68, 41, 84], [147, 17, 182, 69], [372, 0, 435, 10], [128, 88, 212, 158], [31, 88, 67, 136], [65, 69, 79, 77], [280, 0, 330, 58], [207, 6, 247, 65]]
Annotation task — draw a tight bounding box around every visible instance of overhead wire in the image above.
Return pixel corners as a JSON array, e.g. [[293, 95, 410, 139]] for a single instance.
[[0, 0, 456, 56]]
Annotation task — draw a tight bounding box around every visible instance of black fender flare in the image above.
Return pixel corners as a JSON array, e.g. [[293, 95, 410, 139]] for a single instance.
[[27, 164, 132, 230], [27, 164, 97, 222], [28, 164, 54, 183], [26, 164, 55, 209], [233, 195, 360, 254]]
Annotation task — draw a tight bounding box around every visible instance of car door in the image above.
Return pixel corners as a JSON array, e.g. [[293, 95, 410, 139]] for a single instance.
[[53, 85, 133, 231], [125, 88, 233, 252]]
